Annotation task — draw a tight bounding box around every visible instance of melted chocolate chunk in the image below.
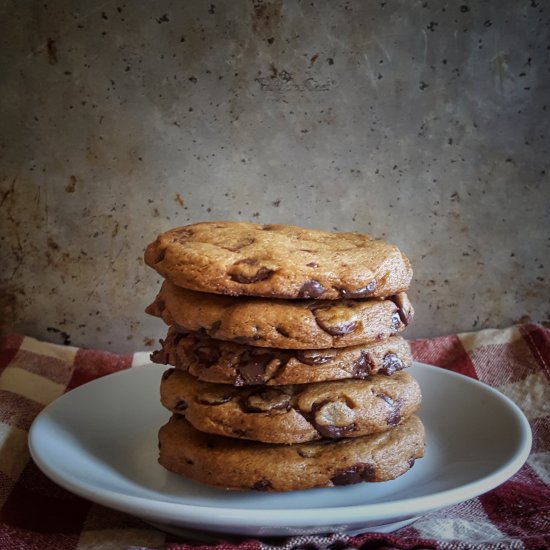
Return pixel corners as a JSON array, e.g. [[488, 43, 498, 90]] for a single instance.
[[294, 350, 336, 365], [298, 280, 326, 298], [305, 399, 356, 439], [380, 352, 404, 375], [317, 319, 358, 336], [391, 313, 402, 331], [390, 294, 412, 325], [236, 352, 279, 385], [230, 266, 273, 283], [311, 303, 359, 336], [155, 247, 166, 263], [252, 479, 273, 491], [377, 393, 403, 426], [335, 280, 377, 298], [228, 258, 274, 283], [408, 457, 416, 468], [193, 344, 221, 367], [161, 368, 175, 380], [351, 350, 375, 378], [175, 399, 188, 411], [306, 262, 318, 268], [275, 325, 290, 337], [315, 423, 355, 439], [243, 388, 292, 412], [331, 463, 376, 486], [198, 391, 236, 405]]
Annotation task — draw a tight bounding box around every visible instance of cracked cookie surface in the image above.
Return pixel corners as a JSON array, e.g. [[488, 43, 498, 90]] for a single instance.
[[152, 327, 412, 385], [146, 282, 414, 349], [160, 369, 421, 444], [158, 414, 425, 491], [144, 222, 412, 300]]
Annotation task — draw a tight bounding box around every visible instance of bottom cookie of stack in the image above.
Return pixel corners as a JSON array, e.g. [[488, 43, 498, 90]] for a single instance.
[[158, 414, 425, 492]]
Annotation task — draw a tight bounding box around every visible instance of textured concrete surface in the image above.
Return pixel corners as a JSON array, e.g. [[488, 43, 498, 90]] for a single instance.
[[1, 1, 549, 352]]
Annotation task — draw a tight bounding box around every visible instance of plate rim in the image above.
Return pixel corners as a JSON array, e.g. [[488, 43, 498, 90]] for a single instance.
[[28, 361, 532, 530]]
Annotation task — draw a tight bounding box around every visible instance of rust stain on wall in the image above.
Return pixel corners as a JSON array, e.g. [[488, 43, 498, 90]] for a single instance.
[[46, 37, 58, 65], [175, 193, 185, 207], [251, 0, 283, 37], [65, 175, 77, 193]]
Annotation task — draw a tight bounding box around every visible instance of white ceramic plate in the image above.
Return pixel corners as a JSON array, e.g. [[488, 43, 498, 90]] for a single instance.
[[28, 362, 531, 538]]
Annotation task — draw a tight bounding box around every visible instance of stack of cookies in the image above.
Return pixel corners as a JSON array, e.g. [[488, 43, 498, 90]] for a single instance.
[[144, 221, 425, 492]]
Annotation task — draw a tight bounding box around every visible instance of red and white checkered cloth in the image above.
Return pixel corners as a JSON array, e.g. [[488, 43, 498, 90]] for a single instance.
[[1, 323, 549, 550]]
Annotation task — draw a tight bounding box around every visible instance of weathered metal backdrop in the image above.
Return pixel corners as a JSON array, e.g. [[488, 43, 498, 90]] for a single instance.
[[1, 1, 548, 352]]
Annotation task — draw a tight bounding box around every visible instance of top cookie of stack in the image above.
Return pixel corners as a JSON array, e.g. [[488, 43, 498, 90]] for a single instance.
[[145, 221, 412, 300]]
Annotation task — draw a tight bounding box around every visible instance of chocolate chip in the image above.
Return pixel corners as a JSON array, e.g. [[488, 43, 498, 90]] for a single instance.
[[377, 393, 403, 426], [229, 265, 274, 283], [408, 457, 416, 468], [175, 399, 188, 411], [252, 479, 273, 491], [198, 390, 236, 405], [232, 428, 250, 437], [309, 398, 356, 438], [306, 262, 318, 268], [311, 303, 359, 336], [193, 344, 221, 366], [298, 280, 326, 298], [390, 293, 413, 325], [294, 349, 336, 365], [380, 352, 404, 375], [275, 325, 290, 337], [316, 318, 358, 336], [331, 463, 376, 485], [391, 313, 401, 331], [155, 247, 166, 263], [243, 388, 292, 412], [351, 350, 375, 378], [335, 280, 377, 298], [236, 352, 280, 385], [315, 423, 355, 438], [161, 368, 175, 380]]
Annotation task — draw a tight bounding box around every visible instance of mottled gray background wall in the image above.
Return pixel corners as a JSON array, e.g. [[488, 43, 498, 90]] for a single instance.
[[1, 0, 549, 352]]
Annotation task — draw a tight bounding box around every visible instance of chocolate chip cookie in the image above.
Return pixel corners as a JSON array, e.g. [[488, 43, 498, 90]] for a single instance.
[[146, 282, 414, 349], [158, 414, 425, 491], [144, 222, 412, 300], [152, 327, 412, 385], [160, 369, 421, 444]]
